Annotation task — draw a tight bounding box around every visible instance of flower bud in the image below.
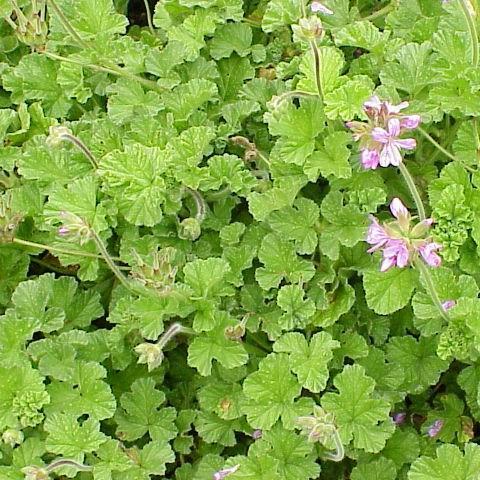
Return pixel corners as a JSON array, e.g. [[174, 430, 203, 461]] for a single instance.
[[21, 466, 49, 480], [134, 342, 164, 372], [292, 17, 324, 41], [178, 217, 201, 241], [2, 428, 24, 447]]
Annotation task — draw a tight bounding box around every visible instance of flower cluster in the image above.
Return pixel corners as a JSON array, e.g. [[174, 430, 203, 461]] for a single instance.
[[347, 96, 421, 169], [367, 198, 442, 271]]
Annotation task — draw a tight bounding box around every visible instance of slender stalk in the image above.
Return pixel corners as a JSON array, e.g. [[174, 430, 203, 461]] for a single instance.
[[459, 0, 479, 67], [43, 51, 164, 94], [90, 230, 132, 291], [323, 430, 345, 462], [398, 162, 426, 221], [417, 126, 459, 163], [414, 259, 450, 322], [12, 237, 119, 260], [47, 0, 90, 49], [142, 0, 155, 35], [362, 2, 395, 22], [185, 188, 207, 222], [46, 459, 92, 473], [57, 132, 98, 169], [309, 40, 324, 99]]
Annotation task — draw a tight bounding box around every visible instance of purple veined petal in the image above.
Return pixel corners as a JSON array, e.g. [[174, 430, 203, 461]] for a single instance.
[[400, 115, 421, 130], [213, 465, 240, 480], [363, 95, 383, 115], [427, 419, 444, 438], [382, 240, 410, 269], [418, 242, 442, 267], [387, 118, 401, 137], [366, 216, 390, 248], [392, 412, 407, 425], [442, 300, 456, 311], [380, 256, 396, 272], [311, 1, 334, 14], [390, 197, 410, 220], [395, 138, 416, 150], [371, 126, 390, 144], [361, 148, 380, 169], [386, 101, 409, 114], [379, 143, 402, 167], [396, 243, 410, 267]]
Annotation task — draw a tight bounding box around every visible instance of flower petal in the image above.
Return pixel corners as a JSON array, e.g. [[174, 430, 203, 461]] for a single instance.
[[400, 115, 421, 130], [387, 118, 401, 137], [386, 101, 409, 114], [390, 197, 410, 220], [395, 138, 416, 150], [311, 1, 333, 14], [379, 143, 402, 167], [371, 126, 390, 144], [361, 148, 380, 169], [418, 242, 442, 267]]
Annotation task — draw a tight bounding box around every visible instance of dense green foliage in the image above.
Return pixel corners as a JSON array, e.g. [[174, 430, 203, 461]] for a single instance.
[[1, 0, 480, 478]]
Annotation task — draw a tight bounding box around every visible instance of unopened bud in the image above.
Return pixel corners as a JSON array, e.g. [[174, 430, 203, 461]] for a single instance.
[[134, 343, 164, 372], [21, 466, 49, 480], [292, 17, 324, 41], [178, 217, 201, 241], [2, 428, 24, 447]]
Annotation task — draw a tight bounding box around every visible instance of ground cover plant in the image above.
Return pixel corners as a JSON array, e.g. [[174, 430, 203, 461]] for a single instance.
[[1, 0, 480, 478]]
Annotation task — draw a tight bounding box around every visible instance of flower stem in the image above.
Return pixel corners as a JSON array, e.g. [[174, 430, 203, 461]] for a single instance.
[[142, 0, 155, 35], [398, 162, 426, 221], [57, 132, 98, 169], [417, 126, 459, 163], [12, 237, 120, 260], [46, 459, 92, 473], [323, 430, 345, 462], [89, 229, 132, 291], [414, 259, 450, 322], [459, 0, 479, 67], [47, 0, 90, 49], [362, 2, 395, 22], [309, 40, 324, 100]]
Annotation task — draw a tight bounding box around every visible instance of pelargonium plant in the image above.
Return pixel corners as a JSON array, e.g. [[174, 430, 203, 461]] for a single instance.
[[0, 0, 479, 479]]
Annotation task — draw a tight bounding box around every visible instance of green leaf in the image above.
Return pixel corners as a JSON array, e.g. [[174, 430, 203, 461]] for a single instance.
[[255, 233, 315, 290], [319, 191, 367, 260], [2, 54, 71, 116], [242, 353, 301, 430], [267, 198, 319, 255], [363, 268, 418, 315], [210, 23, 252, 59], [324, 75, 375, 121], [276, 285, 316, 331], [99, 143, 168, 226], [46, 361, 116, 421], [163, 78, 218, 122], [273, 332, 339, 392], [334, 21, 390, 53], [351, 458, 397, 480], [408, 443, 480, 480], [305, 131, 352, 180], [115, 377, 177, 442], [321, 364, 394, 453], [297, 47, 344, 96], [386, 336, 449, 394], [262, 0, 298, 33], [217, 55, 254, 100], [44, 413, 106, 457], [107, 78, 163, 125], [188, 312, 248, 375]]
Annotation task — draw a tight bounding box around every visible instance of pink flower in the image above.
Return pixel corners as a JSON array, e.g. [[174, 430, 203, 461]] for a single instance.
[[372, 119, 416, 167], [427, 419, 443, 438], [366, 217, 390, 252], [380, 239, 410, 271], [392, 412, 407, 425], [213, 465, 240, 480], [417, 241, 442, 267], [311, 1, 333, 14], [442, 300, 456, 311], [361, 149, 380, 169], [400, 115, 421, 130], [366, 199, 443, 271], [384, 100, 409, 114]]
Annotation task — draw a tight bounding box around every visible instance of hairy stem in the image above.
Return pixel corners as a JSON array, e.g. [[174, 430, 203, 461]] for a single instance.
[[459, 0, 479, 67], [142, 0, 155, 35], [185, 188, 207, 222], [46, 459, 92, 473], [157, 323, 193, 348], [90, 229, 132, 291], [414, 259, 450, 322], [309, 40, 324, 100], [398, 162, 426, 221], [323, 430, 345, 462], [47, 0, 90, 49], [12, 237, 120, 260], [362, 2, 395, 22], [57, 132, 98, 169], [417, 126, 459, 163]]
